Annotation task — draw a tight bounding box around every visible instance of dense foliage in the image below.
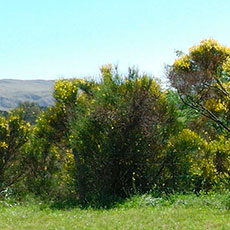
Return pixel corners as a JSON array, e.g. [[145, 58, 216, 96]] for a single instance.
[[0, 112, 30, 191], [71, 67, 178, 202], [167, 39, 230, 132], [1, 39, 230, 205]]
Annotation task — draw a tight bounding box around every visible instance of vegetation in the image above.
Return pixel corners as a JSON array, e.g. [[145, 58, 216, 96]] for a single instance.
[[15, 101, 48, 125], [70, 67, 178, 202], [1, 193, 230, 229], [0, 112, 30, 192], [1, 39, 230, 218], [167, 39, 230, 132]]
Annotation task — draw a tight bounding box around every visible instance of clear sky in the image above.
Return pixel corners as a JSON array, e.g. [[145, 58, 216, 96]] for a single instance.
[[1, 0, 230, 81]]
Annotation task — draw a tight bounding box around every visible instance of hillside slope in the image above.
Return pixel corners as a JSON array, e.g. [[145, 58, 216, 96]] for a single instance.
[[0, 79, 54, 111]]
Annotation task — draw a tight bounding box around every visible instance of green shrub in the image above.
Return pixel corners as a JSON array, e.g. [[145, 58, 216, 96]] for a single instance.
[[0, 113, 30, 192], [70, 66, 178, 202]]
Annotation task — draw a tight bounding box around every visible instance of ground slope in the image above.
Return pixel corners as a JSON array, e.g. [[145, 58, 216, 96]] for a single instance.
[[0, 79, 54, 111]]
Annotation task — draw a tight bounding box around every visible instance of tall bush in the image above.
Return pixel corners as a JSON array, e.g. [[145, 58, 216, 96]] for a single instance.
[[70, 66, 178, 202], [0, 112, 30, 191]]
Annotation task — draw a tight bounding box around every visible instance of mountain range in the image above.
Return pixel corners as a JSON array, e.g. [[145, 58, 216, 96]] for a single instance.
[[0, 79, 55, 111]]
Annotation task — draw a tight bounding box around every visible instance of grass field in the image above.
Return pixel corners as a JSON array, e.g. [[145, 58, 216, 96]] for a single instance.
[[1, 193, 230, 230]]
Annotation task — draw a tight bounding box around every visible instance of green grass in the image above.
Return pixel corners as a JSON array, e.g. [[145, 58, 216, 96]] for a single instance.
[[1, 193, 230, 230]]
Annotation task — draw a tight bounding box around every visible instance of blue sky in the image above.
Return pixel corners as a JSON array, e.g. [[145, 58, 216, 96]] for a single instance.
[[1, 0, 230, 81]]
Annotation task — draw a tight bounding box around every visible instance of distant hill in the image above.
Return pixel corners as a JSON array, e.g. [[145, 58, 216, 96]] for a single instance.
[[0, 79, 55, 111]]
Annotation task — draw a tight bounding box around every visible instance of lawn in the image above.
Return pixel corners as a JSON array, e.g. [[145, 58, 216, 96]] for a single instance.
[[1, 193, 230, 230]]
